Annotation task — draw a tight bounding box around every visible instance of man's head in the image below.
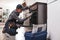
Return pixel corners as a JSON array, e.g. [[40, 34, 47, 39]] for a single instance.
[[16, 4, 23, 13]]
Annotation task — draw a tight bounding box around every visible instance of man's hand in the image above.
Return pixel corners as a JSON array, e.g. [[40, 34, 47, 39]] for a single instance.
[[9, 22, 15, 28]]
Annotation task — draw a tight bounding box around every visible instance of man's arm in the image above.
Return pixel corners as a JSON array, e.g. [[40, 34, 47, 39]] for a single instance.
[[12, 13, 32, 23], [22, 13, 32, 21]]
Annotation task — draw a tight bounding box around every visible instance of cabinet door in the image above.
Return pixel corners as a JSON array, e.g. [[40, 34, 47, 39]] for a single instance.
[[0, 8, 3, 18], [38, 3, 47, 24], [30, 4, 38, 24]]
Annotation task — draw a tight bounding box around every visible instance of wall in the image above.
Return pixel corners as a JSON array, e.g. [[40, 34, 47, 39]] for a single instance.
[[0, 0, 24, 14], [47, 0, 60, 40], [25, 0, 47, 6]]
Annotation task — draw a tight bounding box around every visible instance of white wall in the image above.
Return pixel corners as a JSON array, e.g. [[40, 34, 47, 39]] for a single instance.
[[47, 0, 60, 40], [0, 0, 24, 13], [25, 0, 47, 6]]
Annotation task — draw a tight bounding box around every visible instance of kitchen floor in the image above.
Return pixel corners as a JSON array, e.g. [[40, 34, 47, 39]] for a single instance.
[[0, 23, 4, 40]]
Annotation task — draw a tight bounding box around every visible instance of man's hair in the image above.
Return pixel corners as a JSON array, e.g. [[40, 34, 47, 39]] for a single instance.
[[16, 4, 23, 10]]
